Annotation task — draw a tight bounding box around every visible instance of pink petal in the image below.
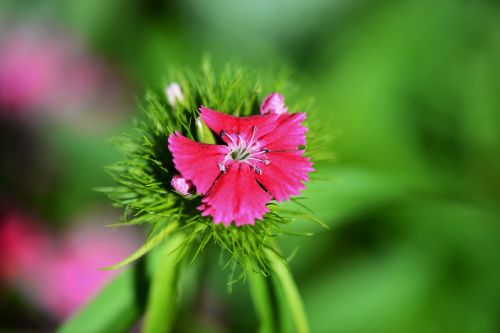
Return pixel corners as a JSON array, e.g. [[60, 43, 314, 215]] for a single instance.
[[200, 107, 279, 142], [168, 132, 227, 194], [257, 151, 314, 202], [199, 163, 271, 226], [258, 113, 308, 151]]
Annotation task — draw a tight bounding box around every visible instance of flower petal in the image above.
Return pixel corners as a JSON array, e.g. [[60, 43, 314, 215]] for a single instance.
[[168, 132, 227, 194], [257, 151, 314, 202], [200, 107, 279, 142], [258, 112, 308, 151], [199, 162, 271, 226]]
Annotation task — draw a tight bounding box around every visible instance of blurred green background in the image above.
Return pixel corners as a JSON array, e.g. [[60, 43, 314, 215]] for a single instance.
[[1, 0, 500, 332]]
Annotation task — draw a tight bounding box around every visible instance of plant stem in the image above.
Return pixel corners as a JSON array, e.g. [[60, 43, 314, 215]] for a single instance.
[[142, 232, 186, 333], [248, 270, 275, 333], [266, 248, 310, 333]]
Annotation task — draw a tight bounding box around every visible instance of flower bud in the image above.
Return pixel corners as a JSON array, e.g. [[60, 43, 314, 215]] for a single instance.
[[195, 117, 216, 144], [171, 175, 192, 196], [165, 82, 184, 107], [260, 93, 288, 115]]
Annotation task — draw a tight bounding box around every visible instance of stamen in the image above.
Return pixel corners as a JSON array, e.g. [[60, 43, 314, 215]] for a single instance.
[[251, 150, 268, 156], [247, 126, 257, 148], [224, 132, 238, 145], [236, 134, 245, 149], [221, 126, 269, 170], [246, 157, 270, 165]]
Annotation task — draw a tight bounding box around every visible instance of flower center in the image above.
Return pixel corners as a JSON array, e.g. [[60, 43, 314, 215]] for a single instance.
[[219, 126, 270, 174], [230, 148, 251, 161]]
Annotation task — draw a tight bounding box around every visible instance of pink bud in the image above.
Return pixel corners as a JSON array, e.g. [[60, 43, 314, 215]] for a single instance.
[[260, 93, 288, 115], [171, 175, 192, 196], [165, 82, 184, 107]]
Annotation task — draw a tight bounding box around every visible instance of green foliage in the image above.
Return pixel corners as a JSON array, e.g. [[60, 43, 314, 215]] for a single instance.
[[99, 60, 322, 276]]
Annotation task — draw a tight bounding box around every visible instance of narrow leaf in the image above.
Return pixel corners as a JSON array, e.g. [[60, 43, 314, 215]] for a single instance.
[[102, 222, 179, 270]]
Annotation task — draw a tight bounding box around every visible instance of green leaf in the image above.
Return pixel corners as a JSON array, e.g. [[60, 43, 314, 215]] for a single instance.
[[102, 222, 179, 270], [57, 265, 145, 333]]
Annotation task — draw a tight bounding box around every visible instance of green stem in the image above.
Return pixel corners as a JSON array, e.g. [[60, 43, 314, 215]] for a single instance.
[[248, 270, 275, 333], [266, 248, 310, 333], [142, 232, 186, 333]]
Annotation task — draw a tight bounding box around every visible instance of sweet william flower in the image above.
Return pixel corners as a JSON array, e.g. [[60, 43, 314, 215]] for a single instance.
[[168, 95, 313, 226], [89, 66, 318, 333]]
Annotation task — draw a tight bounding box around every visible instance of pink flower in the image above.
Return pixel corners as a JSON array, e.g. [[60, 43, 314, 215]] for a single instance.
[[171, 175, 193, 196], [168, 95, 313, 226], [165, 82, 184, 107], [260, 93, 288, 115], [36, 224, 139, 319], [0, 213, 51, 282], [0, 212, 139, 319], [0, 31, 61, 112], [0, 25, 129, 123]]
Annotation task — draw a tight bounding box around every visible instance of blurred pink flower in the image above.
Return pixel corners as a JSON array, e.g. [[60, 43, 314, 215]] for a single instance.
[[0, 211, 139, 319], [0, 213, 51, 282], [0, 33, 60, 112], [35, 224, 139, 319], [0, 24, 130, 126]]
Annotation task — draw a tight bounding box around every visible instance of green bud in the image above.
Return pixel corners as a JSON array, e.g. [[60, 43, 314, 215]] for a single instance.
[[195, 117, 216, 144]]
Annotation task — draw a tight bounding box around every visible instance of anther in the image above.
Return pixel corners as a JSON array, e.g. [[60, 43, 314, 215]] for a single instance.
[[218, 163, 226, 172], [254, 166, 262, 175], [262, 148, 270, 153]]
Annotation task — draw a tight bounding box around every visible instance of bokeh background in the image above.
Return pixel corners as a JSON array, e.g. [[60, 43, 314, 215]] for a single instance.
[[1, 0, 500, 332]]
